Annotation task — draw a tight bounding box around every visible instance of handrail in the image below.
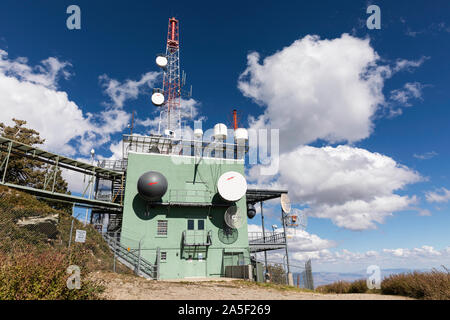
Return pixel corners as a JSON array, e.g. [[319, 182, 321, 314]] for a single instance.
[[123, 134, 248, 160], [102, 233, 157, 279], [182, 230, 212, 246], [248, 231, 286, 244], [169, 189, 212, 203]]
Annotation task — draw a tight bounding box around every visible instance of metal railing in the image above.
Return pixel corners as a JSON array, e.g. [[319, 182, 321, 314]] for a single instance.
[[95, 191, 112, 202], [102, 232, 158, 279], [169, 189, 212, 204], [123, 134, 248, 160], [97, 159, 128, 172], [248, 232, 286, 244], [182, 230, 212, 246], [252, 256, 314, 289]]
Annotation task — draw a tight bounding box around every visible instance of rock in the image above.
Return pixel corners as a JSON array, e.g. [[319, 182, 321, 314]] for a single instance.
[[16, 213, 59, 238]]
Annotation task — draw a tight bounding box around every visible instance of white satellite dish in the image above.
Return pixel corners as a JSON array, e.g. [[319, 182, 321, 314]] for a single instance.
[[151, 92, 165, 106], [156, 55, 168, 68], [224, 205, 243, 229], [217, 171, 247, 202], [281, 193, 291, 214]]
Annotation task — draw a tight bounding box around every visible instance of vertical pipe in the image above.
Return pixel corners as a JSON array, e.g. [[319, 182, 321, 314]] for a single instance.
[[260, 201, 268, 276], [68, 216, 74, 249], [233, 109, 238, 130], [113, 239, 116, 273], [137, 240, 141, 276], [51, 156, 59, 193], [84, 157, 94, 226], [156, 247, 161, 280], [282, 208, 291, 284]]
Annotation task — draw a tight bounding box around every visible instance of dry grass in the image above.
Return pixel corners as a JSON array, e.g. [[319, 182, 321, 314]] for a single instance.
[[316, 268, 450, 300], [316, 280, 354, 294], [233, 279, 315, 293], [0, 186, 131, 299], [381, 268, 450, 300]]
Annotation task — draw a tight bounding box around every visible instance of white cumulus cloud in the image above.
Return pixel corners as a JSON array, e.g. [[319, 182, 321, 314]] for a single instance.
[[250, 145, 422, 230], [240, 34, 426, 231], [425, 187, 450, 203], [238, 34, 426, 153]]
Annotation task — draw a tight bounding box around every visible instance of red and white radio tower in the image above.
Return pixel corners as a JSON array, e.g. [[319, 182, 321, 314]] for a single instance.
[[163, 17, 181, 132], [152, 17, 185, 133]]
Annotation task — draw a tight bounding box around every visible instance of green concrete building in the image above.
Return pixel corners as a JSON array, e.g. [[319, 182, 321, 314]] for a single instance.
[[93, 133, 290, 281], [120, 149, 250, 279]]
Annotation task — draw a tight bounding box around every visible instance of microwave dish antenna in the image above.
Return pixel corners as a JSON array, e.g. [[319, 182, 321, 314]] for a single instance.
[[280, 193, 291, 214], [224, 205, 244, 229]]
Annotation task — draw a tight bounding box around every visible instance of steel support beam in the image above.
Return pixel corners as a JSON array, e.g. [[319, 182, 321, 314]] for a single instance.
[[1, 141, 12, 184]]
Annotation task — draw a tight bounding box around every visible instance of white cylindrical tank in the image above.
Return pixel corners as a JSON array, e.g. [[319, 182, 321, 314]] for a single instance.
[[194, 128, 203, 139], [213, 123, 227, 141], [234, 128, 248, 146]]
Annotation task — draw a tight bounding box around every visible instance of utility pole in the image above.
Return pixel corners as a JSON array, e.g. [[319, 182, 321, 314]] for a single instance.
[[84, 148, 95, 226], [68, 214, 74, 249], [130, 110, 135, 135], [282, 208, 293, 285]]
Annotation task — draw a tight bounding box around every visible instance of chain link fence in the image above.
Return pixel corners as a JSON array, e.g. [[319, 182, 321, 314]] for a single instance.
[[0, 188, 136, 299], [1, 186, 314, 298], [252, 256, 315, 290]]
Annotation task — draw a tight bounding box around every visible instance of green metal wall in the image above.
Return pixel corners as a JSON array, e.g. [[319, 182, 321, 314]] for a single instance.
[[121, 152, 250, 279]]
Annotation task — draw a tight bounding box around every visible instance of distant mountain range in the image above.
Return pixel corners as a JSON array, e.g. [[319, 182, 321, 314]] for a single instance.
[[309, 268, 431, 287]]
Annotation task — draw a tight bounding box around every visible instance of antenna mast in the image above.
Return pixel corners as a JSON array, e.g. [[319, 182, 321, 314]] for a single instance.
[[163, 17, 181, 131], [232, 109, 238, 130], [152, 17, 192, 134]]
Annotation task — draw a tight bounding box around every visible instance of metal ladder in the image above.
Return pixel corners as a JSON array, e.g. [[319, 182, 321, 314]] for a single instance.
[[102, 233, 159, 280]]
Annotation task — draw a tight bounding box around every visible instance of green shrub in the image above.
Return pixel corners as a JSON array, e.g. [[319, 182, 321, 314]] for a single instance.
[[0, 246, 103, 300], [348, 279, 368, 293], [316, 281, 352, 294]]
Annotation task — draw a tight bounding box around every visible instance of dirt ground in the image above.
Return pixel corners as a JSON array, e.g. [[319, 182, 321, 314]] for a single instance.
[[88, 271, 413, 300]]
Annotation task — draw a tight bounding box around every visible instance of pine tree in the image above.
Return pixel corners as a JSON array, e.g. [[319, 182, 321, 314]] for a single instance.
[[0, 119, 70, 211]]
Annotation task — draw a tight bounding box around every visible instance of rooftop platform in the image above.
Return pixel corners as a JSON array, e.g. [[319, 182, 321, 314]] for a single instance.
[[248, 231, 286, 253], [122, 134, 249, 161], [246, 189, 288, 204]]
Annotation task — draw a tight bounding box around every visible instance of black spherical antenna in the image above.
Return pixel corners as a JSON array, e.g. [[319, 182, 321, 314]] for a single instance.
[[137, 171, 168, 201]]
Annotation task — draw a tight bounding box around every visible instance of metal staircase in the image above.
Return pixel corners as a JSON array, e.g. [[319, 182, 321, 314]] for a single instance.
[[102, 233, 159, 280], [111, 177, 125, 204], [106, 214, 123, 232]]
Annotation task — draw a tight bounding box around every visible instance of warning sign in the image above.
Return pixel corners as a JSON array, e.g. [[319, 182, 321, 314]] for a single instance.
[[75, 230, 87, 243]]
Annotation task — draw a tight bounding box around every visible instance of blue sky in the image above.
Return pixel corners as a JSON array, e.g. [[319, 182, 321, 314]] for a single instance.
[[1, 0, 449, 272]]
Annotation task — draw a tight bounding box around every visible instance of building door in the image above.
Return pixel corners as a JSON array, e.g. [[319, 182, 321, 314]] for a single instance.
[[183, 219, 207, 278], [223, 251, 245, 275]]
